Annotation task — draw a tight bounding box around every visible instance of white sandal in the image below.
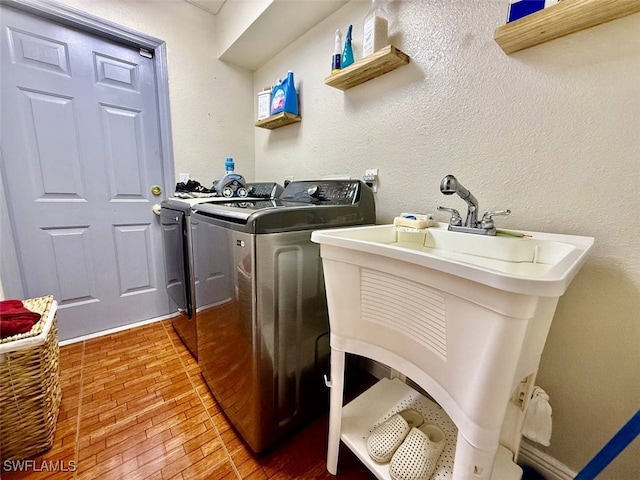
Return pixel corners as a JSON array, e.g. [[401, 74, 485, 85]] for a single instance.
[[389, 423, 446, 480], [366, 409, 424, 463]]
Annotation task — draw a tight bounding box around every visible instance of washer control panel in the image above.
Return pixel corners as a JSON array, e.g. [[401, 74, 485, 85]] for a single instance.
[[248, 182, 284, 199], [280, 180, 362, 205]]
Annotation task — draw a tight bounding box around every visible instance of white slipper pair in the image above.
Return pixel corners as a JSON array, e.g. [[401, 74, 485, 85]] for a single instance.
[[366, 409, 446, 480]]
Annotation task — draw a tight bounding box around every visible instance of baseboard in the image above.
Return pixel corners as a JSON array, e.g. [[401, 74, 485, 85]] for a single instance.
[[58, 313, 177, 346], [518, 441, 577, 480]]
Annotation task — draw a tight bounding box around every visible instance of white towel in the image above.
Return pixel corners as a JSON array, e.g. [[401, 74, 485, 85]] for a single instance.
[[522, 386, 553, 446]]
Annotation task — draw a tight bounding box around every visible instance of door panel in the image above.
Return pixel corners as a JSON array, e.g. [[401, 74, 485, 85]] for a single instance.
[[102, 105, 147, 198], [42, 226, 97, 304], [113, 223, 156, 296], [95, 54, 139, 91], [7, 25, 71, 76], [19, 89, 85, 198], [1, 5, 171, 339]]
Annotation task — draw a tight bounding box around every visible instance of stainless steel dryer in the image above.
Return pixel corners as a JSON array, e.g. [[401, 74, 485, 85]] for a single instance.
[[191, 180, 375, 453], [160, 183, 282, 359]]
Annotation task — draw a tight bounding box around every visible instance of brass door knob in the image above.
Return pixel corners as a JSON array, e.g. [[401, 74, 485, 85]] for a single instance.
[[151, 185, 162, 196]]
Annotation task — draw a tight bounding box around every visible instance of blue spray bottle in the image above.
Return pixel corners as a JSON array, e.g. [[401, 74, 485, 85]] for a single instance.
[[342, 24, 354, 69]]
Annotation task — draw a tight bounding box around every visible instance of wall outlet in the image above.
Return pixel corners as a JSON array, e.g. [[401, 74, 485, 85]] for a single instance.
[[363, 168, 379, 193], [179, 173, 190, 183]]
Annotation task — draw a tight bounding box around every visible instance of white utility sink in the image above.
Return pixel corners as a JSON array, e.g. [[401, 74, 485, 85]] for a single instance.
[[313, 223, 594, 479], [312, 223, 593, 297]]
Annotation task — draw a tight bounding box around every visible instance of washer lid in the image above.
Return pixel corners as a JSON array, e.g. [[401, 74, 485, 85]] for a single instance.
[[191, 180, 376, 233], [193, 199, 279, 222]]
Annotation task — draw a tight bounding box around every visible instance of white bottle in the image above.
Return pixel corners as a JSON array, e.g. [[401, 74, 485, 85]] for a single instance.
[[257, 88, 271, 120], [363, 0, 388, 57]]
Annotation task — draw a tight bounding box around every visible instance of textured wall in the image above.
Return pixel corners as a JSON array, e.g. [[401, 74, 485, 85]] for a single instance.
[[29, 0, 640, 477], [253, 1, 640, 478], [59, 0, 256, 186]]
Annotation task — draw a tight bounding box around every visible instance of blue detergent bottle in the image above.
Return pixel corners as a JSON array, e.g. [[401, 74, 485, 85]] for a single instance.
[[270, 71, 298, 116]]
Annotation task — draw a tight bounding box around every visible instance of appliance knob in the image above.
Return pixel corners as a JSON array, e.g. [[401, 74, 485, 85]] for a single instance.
[[307, 185, 319, 197]]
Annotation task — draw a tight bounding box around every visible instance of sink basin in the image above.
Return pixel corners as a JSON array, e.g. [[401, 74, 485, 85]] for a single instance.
[[311, 223, 593, 297]]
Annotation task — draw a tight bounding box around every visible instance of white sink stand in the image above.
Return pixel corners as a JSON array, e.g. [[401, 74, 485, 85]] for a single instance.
[[318, 248, 559, 480], [314, 225, 593, 480]]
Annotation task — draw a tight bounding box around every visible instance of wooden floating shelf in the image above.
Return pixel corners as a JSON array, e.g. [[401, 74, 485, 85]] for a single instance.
[[254, 112, 301, 130], [324, 45, 410, 91], [494, 0, 640, 54]]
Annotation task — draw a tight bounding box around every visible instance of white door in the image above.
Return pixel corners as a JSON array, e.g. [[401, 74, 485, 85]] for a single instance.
[[0, 4, 172, 340]]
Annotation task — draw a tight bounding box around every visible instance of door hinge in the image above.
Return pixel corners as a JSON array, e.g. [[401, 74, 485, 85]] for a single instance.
[[139, 48, 153, 59]]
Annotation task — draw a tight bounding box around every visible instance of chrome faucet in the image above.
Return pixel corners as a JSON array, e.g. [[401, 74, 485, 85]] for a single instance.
[[439, 175, 479, 228], [437, 175, 510, 236]]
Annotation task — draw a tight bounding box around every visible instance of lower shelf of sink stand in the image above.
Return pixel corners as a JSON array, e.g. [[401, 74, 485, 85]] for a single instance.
[[340, 377, 522, 480]]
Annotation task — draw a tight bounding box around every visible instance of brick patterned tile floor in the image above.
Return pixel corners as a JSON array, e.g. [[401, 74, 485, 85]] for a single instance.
[[1, 320, 374, 479]]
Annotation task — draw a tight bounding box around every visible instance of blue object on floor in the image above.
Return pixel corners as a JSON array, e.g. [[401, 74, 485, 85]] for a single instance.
[[574, 410, 640, 480]]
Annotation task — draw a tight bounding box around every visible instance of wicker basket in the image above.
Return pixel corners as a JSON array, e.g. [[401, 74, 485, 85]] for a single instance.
[[0, 295, 61, 461]]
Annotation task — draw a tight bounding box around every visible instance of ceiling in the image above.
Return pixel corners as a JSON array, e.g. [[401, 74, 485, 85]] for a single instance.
[[183, 0, 349, 70], [185, 0, 225, 15]]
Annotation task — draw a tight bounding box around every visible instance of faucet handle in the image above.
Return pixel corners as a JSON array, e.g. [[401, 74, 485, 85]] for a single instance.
[[437, 206, 463, 226], [481, 209, 511, 229]]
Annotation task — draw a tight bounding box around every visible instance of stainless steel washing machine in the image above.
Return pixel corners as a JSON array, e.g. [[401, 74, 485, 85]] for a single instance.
[[160, 183, 282, 359], [191, 180, 375, 452]]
